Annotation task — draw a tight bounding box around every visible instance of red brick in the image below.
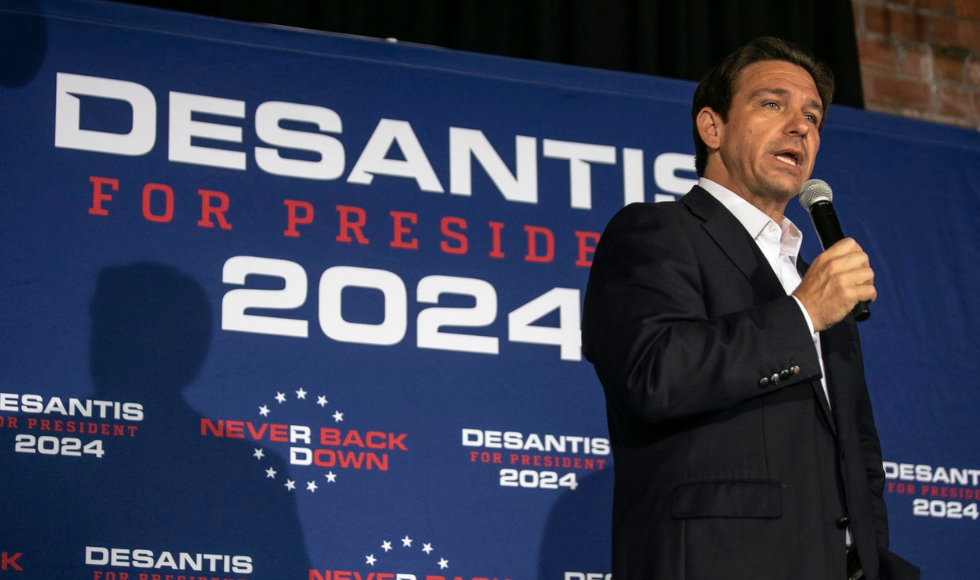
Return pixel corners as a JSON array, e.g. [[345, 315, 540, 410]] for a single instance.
[[865, 5, 931, 40], [898, 41, 933, 77], [891, 0, 953, 11], [934, 18, 980, 49], [912, 0, 954, 12], [865, 5, 886, 33], [937, 85, 976, 117], [859, 37, 898, 71], [955, 0, 980, 19], [863, 73, 933, 110], [934, 48, 967, 81]]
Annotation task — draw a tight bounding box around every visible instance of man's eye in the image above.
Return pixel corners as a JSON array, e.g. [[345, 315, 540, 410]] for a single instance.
[[804, 114, 817, 123], [764, 102, 778, 109]]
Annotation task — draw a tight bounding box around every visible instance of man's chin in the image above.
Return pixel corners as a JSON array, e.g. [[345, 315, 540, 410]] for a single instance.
[[763, 165, 810, 196], [761, 180, 805, 202]]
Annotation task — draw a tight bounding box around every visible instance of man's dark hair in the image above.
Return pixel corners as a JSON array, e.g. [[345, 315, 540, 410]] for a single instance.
[[691, 36, 835, 176]]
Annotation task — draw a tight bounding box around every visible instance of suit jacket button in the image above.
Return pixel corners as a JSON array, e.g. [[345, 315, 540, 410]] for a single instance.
[[779, 369, 791, 380], [791, 365, 800, 375], [836, 516, 850, 529], [770, 373, 780, 385], [759, 377, 769, 388]]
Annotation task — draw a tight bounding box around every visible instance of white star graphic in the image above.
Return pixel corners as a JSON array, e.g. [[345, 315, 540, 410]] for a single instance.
[[265, 467, 277, 479], [325, 471, 337, 483], [401, 536, 413, 547], [285, 479, 296, 491], [438, 558, 449, 569], [259, 405, 270, 417], [365, 554, 376, 566], [381, 541, 392, 552], [253, 448, 264, 460], [422, 543, 433, 554], [296, 388, 307, 399], [275, 392, 287, 403], [307, 480, 318, 492], [332, 410, 344, 422], [317, 396, 328, 407]]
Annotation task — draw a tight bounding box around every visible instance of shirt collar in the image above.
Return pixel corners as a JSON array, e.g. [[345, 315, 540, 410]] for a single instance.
[[697, 177, 804, 263]]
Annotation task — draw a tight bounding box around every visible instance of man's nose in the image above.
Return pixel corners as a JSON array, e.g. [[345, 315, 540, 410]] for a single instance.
[[786, 109, 811, 136]]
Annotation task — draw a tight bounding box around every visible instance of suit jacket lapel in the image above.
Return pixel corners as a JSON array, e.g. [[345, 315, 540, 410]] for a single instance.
[[682, 187, 786, 302]]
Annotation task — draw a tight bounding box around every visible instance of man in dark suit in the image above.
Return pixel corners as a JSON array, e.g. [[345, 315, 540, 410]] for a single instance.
[[582, 37, 918, 580]]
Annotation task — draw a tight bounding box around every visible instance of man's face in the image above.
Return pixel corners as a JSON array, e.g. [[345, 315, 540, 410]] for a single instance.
[[707, 60, 823, 209]]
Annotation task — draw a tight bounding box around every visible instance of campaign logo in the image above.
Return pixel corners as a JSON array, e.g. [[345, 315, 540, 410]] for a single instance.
[[200, 387, 409, 493], [883, 460, 980, 522], [461, 428, 610, 492], [312, 532, 511, 580], [0, 392, 143, 460]]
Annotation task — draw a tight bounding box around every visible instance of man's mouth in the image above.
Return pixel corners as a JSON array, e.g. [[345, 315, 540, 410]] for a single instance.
[[775, 151, 800, 166]]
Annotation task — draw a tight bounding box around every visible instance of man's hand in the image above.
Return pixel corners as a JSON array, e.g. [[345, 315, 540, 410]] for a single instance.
[[793, 238, 876, 332]]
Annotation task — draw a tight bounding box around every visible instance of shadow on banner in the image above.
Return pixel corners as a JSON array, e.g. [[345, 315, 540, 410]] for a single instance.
[[538, 467, 614, 580], [0, 263, 311, 576]]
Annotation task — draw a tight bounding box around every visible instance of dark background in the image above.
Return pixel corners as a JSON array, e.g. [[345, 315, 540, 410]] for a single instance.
[[111, 0, 865, 109]]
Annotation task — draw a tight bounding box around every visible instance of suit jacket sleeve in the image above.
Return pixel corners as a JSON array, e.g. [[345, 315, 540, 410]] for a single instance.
[[582, 201, 822, 425]]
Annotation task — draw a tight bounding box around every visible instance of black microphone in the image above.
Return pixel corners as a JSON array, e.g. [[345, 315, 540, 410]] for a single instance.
[[798, 179, 871, 322]]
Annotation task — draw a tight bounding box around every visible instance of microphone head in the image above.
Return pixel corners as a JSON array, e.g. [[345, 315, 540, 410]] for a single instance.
[[799, 179, 833, 210]]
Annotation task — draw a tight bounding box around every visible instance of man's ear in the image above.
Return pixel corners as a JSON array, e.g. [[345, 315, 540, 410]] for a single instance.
[[696, 107, 723, 150]]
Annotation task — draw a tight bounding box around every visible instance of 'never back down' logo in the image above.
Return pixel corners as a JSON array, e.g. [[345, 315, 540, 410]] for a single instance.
[[200, 386, 410, 494]]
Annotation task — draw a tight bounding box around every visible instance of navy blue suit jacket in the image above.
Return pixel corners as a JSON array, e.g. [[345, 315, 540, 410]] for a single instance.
[[582, 187, 917, 580]]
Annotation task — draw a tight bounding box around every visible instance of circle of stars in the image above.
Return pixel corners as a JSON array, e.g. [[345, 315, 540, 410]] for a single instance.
[[251, 387, 345, 492]]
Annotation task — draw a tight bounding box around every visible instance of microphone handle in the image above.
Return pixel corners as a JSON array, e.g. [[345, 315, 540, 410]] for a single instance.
[[852, 300, 872, 322], [808, 201, 871, 322]]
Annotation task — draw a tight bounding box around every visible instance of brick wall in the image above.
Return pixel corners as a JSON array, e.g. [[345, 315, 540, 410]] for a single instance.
[[853, 0, 980, 129]]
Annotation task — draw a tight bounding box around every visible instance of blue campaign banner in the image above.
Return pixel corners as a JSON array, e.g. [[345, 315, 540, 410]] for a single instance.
[[1, 1, 978, 578]]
